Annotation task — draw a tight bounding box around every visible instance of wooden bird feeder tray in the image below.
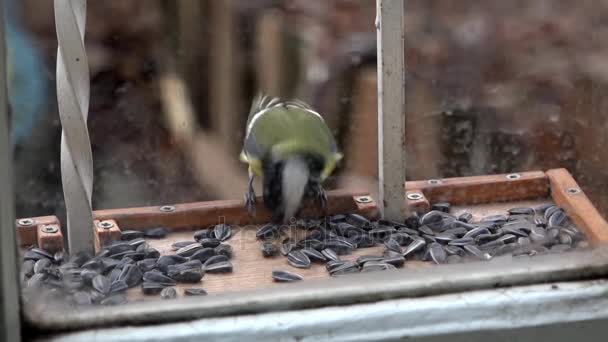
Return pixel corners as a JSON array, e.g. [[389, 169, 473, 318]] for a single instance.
[[15, 168, 608, 298]]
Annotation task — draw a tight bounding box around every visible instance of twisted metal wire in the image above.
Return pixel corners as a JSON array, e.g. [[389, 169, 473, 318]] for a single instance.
[[55, 0, 94, 254]]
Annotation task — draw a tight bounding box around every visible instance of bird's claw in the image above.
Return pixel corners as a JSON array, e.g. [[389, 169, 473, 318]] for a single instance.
[[244, 189, 256, 217]]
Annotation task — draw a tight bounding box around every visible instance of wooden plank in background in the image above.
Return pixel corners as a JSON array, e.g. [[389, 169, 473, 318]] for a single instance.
[[406, 170, 549, 205]]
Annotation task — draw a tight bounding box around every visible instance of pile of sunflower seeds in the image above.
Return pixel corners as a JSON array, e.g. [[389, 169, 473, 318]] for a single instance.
[[20, 224, 233, 306], [264, 203, 589, 282]]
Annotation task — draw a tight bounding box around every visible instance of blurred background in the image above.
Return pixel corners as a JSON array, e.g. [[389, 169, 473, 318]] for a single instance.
[[9, 0, 608, 223]]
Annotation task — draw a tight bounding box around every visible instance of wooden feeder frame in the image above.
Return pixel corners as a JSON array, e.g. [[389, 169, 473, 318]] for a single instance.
[[16, 168, 608, 253]]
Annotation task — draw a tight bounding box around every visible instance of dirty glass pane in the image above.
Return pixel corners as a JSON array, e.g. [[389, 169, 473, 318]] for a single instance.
[[6, 0, 605, 334]]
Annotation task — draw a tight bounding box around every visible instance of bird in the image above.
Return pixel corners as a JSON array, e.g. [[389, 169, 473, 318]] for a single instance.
[[240, 94, 342, 223]]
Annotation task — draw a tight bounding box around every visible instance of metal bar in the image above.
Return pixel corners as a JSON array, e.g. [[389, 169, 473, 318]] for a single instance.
[[376, 0, 406, 221], [0, 0, 21, 339], [24, 246, 608, 330], [40, 280, 608, 342], [55, 0, 95, 254]]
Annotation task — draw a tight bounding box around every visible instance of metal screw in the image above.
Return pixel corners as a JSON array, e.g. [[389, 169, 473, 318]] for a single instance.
[[98, 221, 114, 229], [506, 173, 521, 180], [567, 187, 581, 195], [427, 179, 442, 185], [407, 192, 423, 201], [18, 218, 34, 226], [42, 225, 59, 234], [355, 196, 372, 204], [160, 205, 176, 213]]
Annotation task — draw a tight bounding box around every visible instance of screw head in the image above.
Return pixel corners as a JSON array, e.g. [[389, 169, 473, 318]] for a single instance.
[[407, 192, 424, 201], [18, 218, 34, 226], [506, 173, 521, 180], [42, 225, 59, 234], [355, 196, 372, 204], [567, 187, 581, 195], [160, 205, 176, 213], [98, 221, 114, 229], [427, 179, 442, 185]]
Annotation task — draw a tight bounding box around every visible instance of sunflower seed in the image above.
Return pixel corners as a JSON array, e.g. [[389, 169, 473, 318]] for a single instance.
[[82, 259, 103, 272], [384, 238, 402, 253], [464, 245, 490, 260], [463, 227, 490, 239], [368, 226, 397, 240], [121, 230, 145, 241], [203, 255, 229, 267], [215, 244, 233, 258], [432, 202, 451, 213], [444, 245, 464, 256], [256, 224, 279, 240], [287, 250, 311, 269], [109, 280, 128, 294], [448, 237, 474, 246], [356, 255, 384, 266], [80, 269, 99, 284], [129, 238, 147, 248], [120, 264, 143, 287], [481, 215, 507, 225], [418, 225, 434, 236], [361, 261, 396, 272], [456, 212, 473, 224], [383, 256, 405, 267], [325, 238, 355, 255], [508, 207, 534, 216], [548, 210, 570, 227], [171, 241, 197, 250], [34, 258, 52, 274], [535, 203, 554, 214], [301, 248, 326, 263], [345, 214, 372, 229], [558, 232, 573, 245], [189, 247, 216, 263], [137, 258, 158, 272], [261, 242, 278, 257], [356, 234, 376, 248], [329, 261, 359, 276], [530, 227, 547, 243], [429, 243, 447, 264], [143, 271, 176, 286], [281, 238, 295, 256], [403, 237, 426, 257], [213, 224, 232, 241], [534, 217, 546, 227], [544, 206, 560, 220], [322, 248, 340, 262], [183, 288, 207, 296], [161, 287, 177, 300], [176, 244, 203, 258], [435, 232, 457, 243], [144, 227, 169, 239], [169, 268, 203, 283], [204, 261, 233, 273], [272, 270, 303, 282], [92, 275, 111, 294], [420, 211, 446, 227], [498, 234, 517, 244], [22, 260, 35, 278], [53, 251, 66, 264], [194, 229, 213, 241]]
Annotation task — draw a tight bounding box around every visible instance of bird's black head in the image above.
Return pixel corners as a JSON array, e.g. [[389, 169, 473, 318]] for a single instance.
[[262, 153, 325, 223]]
